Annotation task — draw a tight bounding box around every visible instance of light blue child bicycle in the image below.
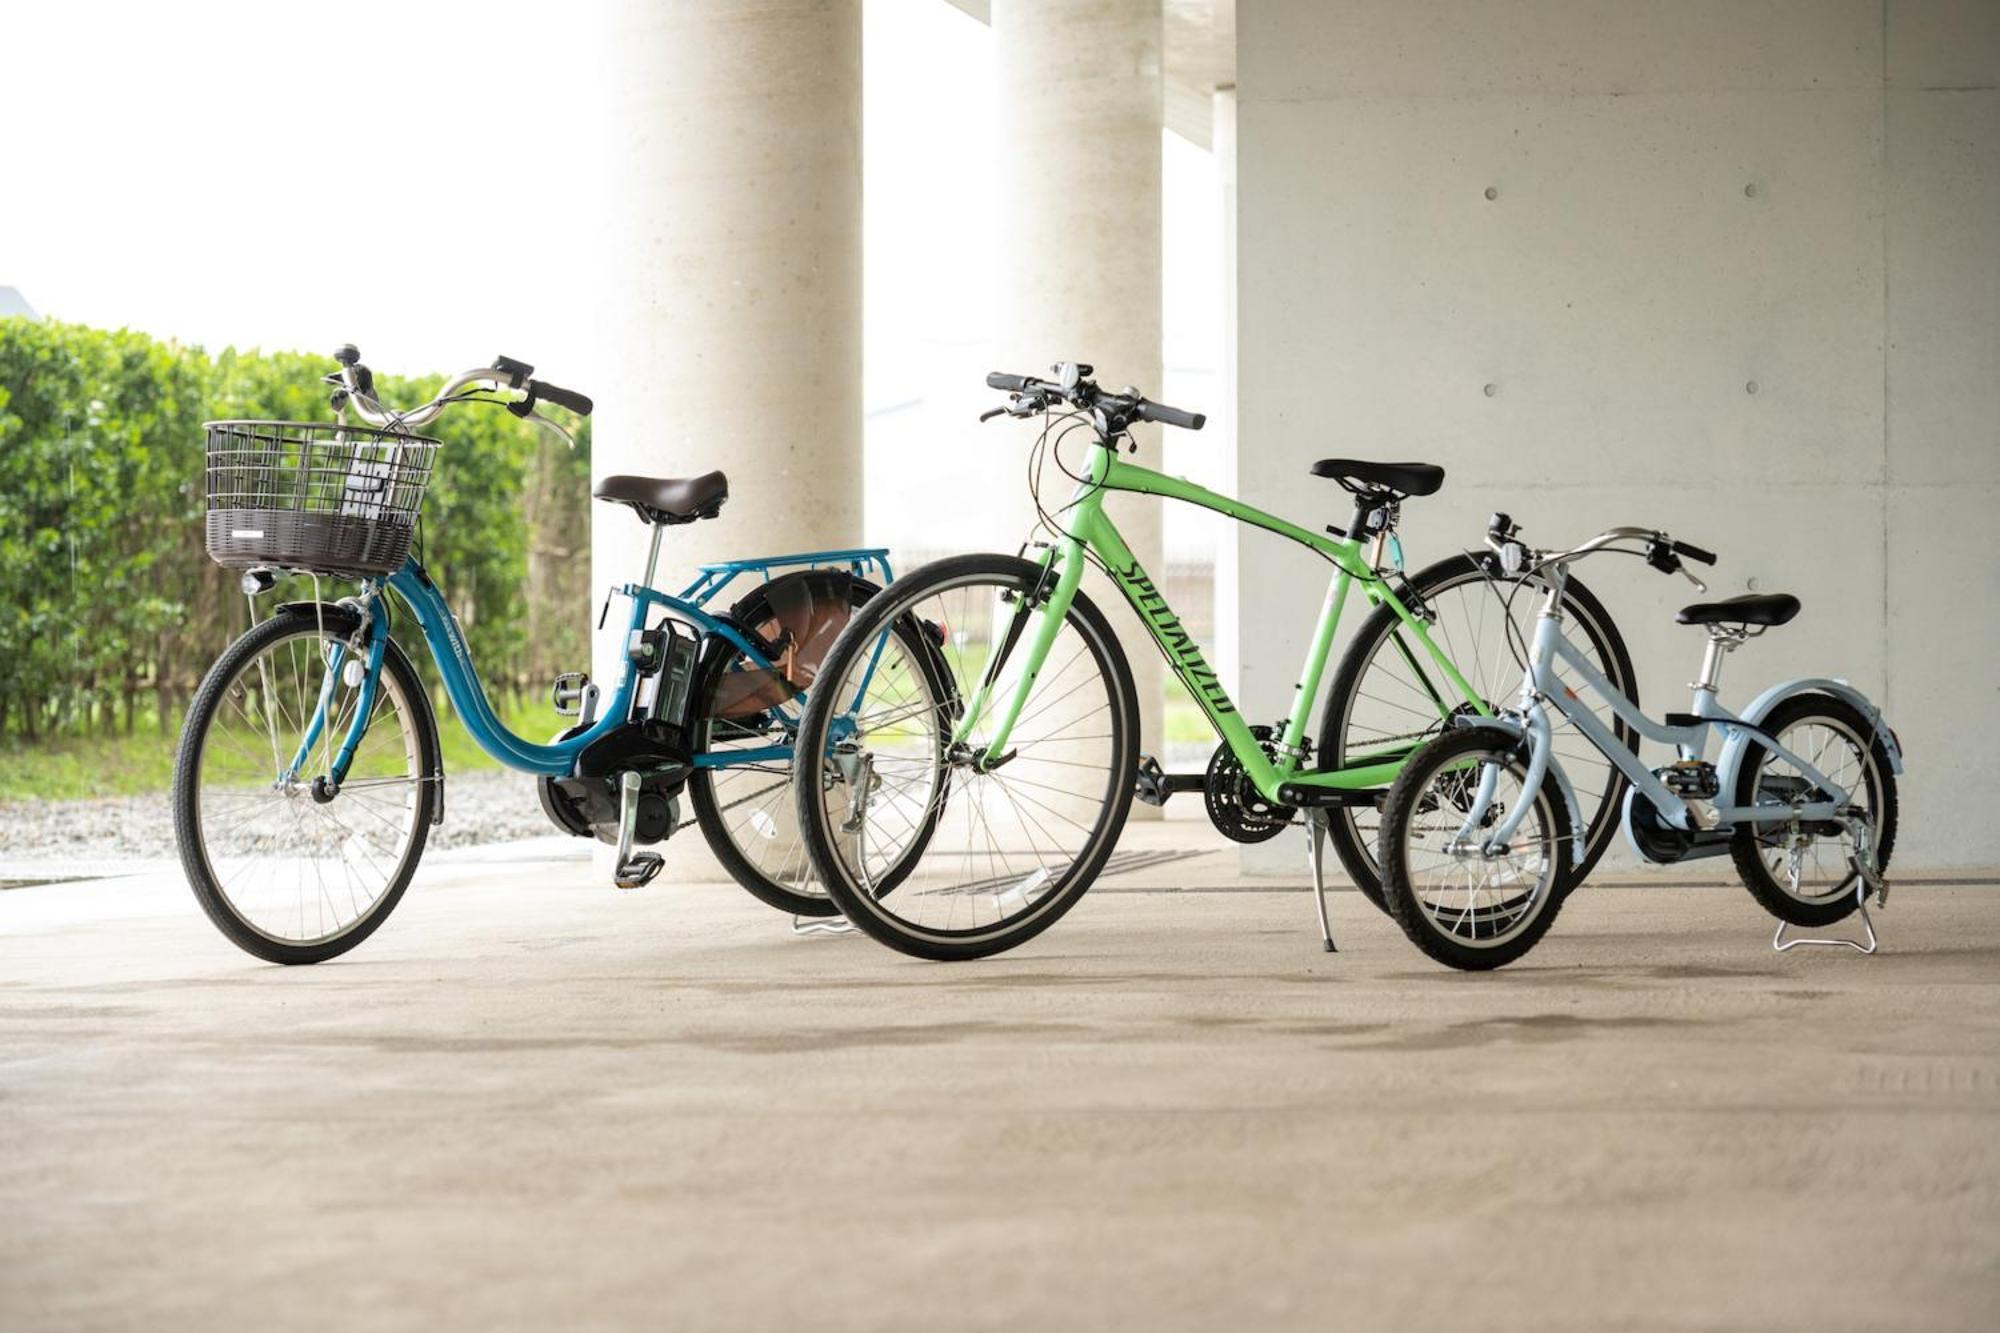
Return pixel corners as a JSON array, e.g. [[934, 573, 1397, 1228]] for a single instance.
[[173, 347, 949, 963], [1375, 515, 1903, 969]]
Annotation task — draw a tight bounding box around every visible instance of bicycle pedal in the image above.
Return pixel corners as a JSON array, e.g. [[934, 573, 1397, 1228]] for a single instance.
[[1134, 755, 1169, 806], [1134, 754, 1209, 807], [551, 672, 591, 717], [613, 851, 664, 890]]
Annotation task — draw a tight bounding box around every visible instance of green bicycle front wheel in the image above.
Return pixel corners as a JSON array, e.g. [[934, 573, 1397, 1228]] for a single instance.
[[791, 553, 1139, 961], [689, 571, 951, 918], [1318, 552, 1637, 910]]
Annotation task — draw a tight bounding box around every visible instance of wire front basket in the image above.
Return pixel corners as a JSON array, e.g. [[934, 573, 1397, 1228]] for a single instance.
[[203, 420, 441, 577]]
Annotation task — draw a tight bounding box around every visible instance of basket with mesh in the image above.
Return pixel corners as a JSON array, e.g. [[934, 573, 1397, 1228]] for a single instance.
[[203, 420, 441, 577]]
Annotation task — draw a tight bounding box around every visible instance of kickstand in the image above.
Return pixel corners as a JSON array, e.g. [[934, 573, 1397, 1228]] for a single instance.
[[612, 770, 664, 890], [1306, 809, 1337, 953], [786, 875, 854, 937], [1772, 849, 1883, 956]]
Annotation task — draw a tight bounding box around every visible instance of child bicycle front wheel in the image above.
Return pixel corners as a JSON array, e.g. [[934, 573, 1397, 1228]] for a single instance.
[[1377, 727, 1573, 971]]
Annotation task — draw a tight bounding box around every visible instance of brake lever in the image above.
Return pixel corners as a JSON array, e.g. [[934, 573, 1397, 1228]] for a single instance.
[[1645, 534, 1709, 593], [522, 407, 577, 451], [979, 407, 1008, 423]]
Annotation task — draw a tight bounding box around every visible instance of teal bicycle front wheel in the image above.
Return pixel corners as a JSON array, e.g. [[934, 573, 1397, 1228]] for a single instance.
[[172, 605, 439, 964]]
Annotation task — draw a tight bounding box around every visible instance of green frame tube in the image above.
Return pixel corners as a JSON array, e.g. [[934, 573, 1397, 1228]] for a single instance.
[[965, 441, 1489, 804]]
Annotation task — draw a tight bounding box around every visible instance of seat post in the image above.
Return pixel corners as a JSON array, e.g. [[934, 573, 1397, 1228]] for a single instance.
[[1693, 628, 1742, 694], [1342, 499, 1371, 547], [640, 522, 664, 589], [1344, 493, 1398, 559]]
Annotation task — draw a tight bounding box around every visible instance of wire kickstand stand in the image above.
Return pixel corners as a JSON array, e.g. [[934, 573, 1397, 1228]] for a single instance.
[[1771, 883, 1878, 954], [1772, 827, 1885, 955]]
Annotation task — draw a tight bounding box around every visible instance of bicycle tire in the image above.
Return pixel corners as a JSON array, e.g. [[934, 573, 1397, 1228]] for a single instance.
[[1377, 726, 1574, 971], [1318, 552, 1637, 910], [172, 605, 440, 964], [1730, 693, 1898, 927], [688, 575, 950, 917], [791, 553, 1139, 961]]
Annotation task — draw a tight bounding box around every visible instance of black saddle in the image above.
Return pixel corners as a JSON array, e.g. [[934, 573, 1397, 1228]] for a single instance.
[[593, 471, 729, 525], [1310, 459, 1445, 498], [1676, 592, 1801, 628]]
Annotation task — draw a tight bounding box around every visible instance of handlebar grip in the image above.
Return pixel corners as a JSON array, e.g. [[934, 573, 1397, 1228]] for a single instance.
[[1672, 539, 1717, 566], [1136, 399, 1205, 431], [529, 378, 593, 417], [987, 372, 1036, 392]]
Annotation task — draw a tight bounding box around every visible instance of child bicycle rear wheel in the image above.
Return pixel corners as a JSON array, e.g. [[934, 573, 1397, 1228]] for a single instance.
[[1730, 693, 1898, 927], [172, 605, 439, 964]]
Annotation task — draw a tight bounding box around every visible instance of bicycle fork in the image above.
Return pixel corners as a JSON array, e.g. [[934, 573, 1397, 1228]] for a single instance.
[[1448, 706, 1585, 860], [952, 544, 1078, 765], [286, 594, 392, 798]]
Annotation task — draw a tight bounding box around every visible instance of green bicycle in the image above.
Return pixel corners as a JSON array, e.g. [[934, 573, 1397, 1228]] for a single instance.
[[789, 363, 1638, 960]]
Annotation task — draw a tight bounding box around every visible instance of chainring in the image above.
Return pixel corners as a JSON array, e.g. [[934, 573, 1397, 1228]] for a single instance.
[[1203, 735, 1295, 844]]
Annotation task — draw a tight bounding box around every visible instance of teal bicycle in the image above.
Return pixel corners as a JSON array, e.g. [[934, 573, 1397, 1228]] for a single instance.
[[787, 363, 1639, 960], [172, 346, 948, 963]]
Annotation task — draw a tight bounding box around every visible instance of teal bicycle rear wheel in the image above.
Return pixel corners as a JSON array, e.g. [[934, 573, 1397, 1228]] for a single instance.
[[689, 573, 950, 918]]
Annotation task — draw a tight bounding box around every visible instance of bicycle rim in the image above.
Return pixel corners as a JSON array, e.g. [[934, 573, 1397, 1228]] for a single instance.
[[806, 563, 1132, 948], [1399, 747, 1560, 948], [1743, 712, 1881, 905], [190, 624, 425, 947], [1331, 562, 1631, 883]]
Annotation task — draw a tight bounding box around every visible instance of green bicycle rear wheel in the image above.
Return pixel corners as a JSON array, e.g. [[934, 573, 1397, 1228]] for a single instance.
[[1318, 553, 1636, 911]]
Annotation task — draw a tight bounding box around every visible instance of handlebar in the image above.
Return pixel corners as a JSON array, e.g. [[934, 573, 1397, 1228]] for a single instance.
[[1671, 538, 1716, 566], [1135, 400, 1201, 431], [513, 378, 594, 419], [1485, 518, 1715, 592], [983, 363, 1206, 435], [328, 347, 591, 443]]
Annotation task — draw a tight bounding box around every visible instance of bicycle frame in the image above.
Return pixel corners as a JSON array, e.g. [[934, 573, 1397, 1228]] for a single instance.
[[957, 440, 1489, 807], [1469, 581, 1857, 853], [290, 548, 893, 785]]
